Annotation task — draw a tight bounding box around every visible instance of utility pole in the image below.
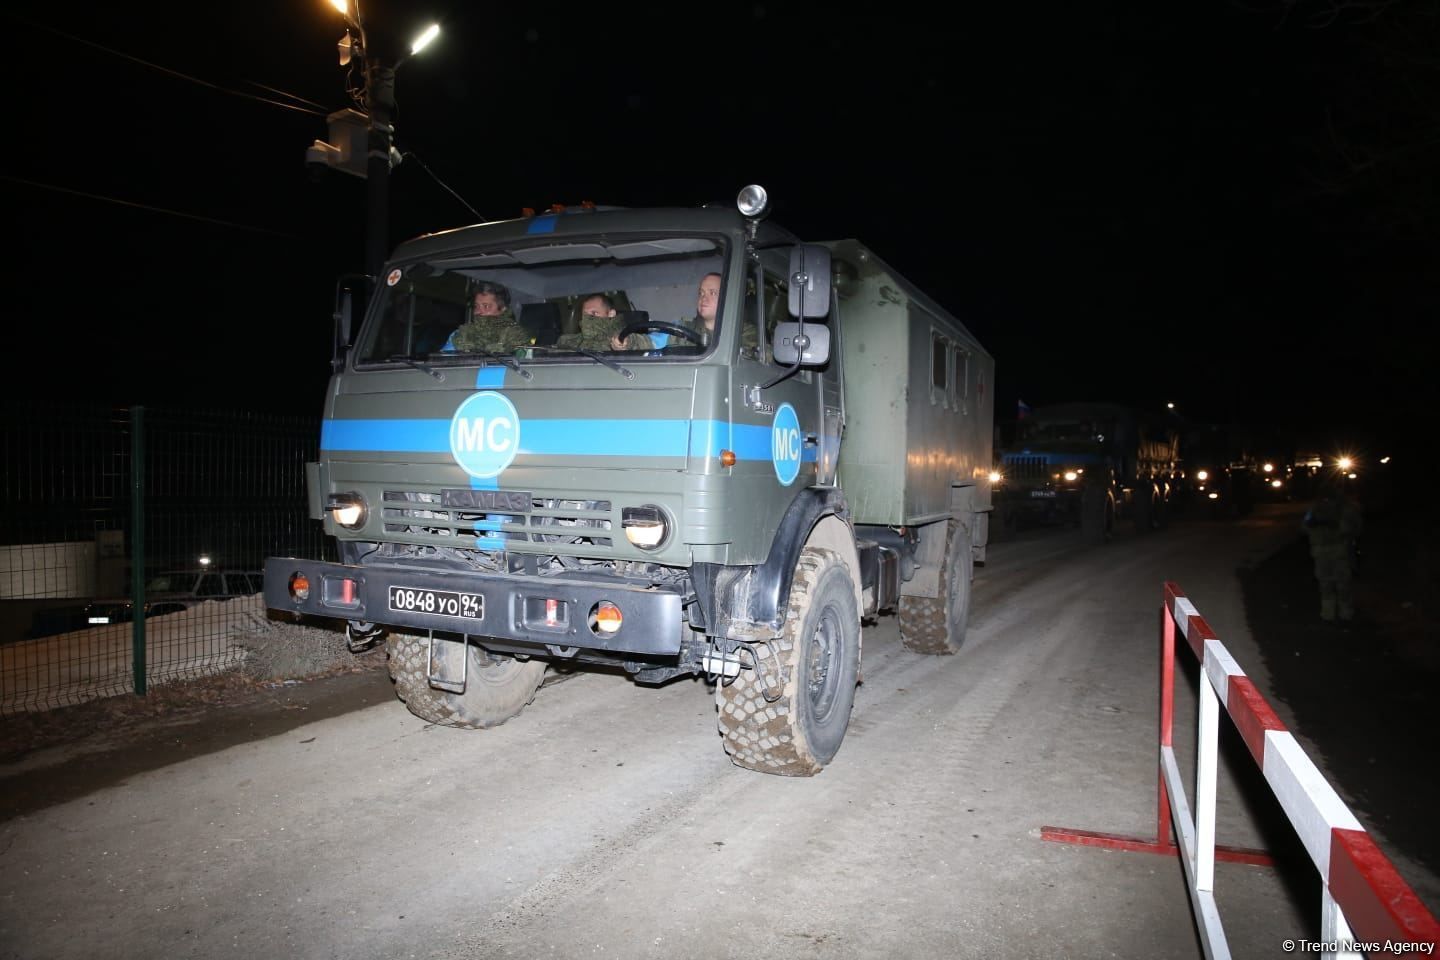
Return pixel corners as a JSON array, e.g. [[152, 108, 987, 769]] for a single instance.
[[364, 60, 396, 280], [309, 3, 438, 280]]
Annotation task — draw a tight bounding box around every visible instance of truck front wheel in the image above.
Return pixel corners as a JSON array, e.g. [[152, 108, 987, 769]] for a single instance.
[[898, 519, 972, 655], [387, 635, 546, 729], [716, 547, 861, 777]]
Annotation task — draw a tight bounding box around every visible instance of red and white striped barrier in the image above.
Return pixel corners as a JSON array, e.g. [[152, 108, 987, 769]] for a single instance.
[[1042, 581, 1439, 960]]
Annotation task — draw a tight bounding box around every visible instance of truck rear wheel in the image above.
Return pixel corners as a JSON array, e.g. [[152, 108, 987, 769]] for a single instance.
[[898, 519, 972, 655], [387, 634, 546, 729], [716, 547, 860, 777]]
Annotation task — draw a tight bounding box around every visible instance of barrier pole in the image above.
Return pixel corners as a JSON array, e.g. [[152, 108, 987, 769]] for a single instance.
[[1044, 581, 1440, 960], [1157, 598, 1176, 852], [1039, 590, 1270, 867]]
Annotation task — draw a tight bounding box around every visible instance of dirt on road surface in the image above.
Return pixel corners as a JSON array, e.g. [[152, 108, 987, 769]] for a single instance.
[[1, 502, 1435, 960]]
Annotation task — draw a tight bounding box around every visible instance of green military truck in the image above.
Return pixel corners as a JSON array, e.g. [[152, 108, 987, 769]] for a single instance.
[[265, 186, 995, 776], [993, 402, 1179, 544]]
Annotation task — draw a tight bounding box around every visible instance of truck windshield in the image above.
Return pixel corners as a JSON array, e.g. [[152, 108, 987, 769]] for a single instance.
[[1018, 420, 1110, 443], [355, 236, 728, 366]]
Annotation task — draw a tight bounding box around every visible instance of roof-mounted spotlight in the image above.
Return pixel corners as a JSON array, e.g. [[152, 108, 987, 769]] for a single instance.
[[737, 184, 770, 220]]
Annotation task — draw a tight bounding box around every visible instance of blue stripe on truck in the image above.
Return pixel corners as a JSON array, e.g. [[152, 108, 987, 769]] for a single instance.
[[319, 418, 817, 463]]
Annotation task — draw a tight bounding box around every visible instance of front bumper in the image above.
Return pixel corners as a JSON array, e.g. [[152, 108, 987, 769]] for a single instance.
[[263, 557, 685, 657]]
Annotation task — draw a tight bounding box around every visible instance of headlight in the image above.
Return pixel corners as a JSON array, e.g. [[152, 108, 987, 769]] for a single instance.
[[988, 470, 1003, 484], [1063, 470, 1079, 483], [1196, 470, 1209, 482], [622, 505, 669, 550], [326, 492, 368, 529]]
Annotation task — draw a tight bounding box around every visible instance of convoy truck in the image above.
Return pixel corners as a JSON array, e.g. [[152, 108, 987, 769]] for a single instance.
[[264, 186, 995, 776], [993, 401, 1178, 543]]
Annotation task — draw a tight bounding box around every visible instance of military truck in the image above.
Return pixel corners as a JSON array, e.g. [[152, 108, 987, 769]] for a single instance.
[[264, 186, 995, 777], [993, 402, 1178, 544], [1174, 422, 1257, 520]]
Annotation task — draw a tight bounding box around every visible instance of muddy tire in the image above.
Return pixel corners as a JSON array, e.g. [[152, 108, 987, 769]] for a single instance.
[[386, 634, 545, 728], [716, 547, 861, 777], [898, 519, 972, 655]]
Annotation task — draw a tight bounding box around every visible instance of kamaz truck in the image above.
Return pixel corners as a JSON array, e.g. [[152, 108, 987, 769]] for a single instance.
[[264, 186, 995, 776], [993, 401, 1178, 544]]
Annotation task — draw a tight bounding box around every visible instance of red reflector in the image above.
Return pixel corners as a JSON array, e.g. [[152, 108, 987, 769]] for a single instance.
[[545, 598, 558, 626], [341, 578, 356, 604]]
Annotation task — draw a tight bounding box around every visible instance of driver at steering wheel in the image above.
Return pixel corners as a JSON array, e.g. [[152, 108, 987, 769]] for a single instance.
[[661, 272, 756, 353], [612, 272, 755, 354]]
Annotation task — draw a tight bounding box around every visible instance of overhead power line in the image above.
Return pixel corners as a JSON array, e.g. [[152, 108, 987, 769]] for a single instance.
[[9, 13, 330, 118], [0, 174, 305, 239], [402, 152, 486, 223]]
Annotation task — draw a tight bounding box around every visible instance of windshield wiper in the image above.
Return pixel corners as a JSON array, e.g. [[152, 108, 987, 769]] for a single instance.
[[435, 350, 533, 381], [387, 356, 445, 381], [553, 346, 634, 380]]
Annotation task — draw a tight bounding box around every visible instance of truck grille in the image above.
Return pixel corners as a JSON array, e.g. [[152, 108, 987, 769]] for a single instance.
[[1003, 455, 1047, 480], [381, 490, 614, 551]]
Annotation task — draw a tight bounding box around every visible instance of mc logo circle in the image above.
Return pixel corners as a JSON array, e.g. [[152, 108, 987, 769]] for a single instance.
[[771, 403, 802, 487], [450, 391, 521, 479]]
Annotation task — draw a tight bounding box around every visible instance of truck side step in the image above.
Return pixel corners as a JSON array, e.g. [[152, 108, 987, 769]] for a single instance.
[[702, 649, 743, 678]]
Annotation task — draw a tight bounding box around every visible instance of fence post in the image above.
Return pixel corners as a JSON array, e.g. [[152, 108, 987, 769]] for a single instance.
[[130, 405, 146, 697]]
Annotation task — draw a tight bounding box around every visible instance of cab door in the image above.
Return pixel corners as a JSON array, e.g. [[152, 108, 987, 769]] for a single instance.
[[729, 247, 836, 520]]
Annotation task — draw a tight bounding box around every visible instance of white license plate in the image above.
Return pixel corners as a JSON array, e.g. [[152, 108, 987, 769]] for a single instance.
[[1029, 490, 1057, 498], [387, 586, 484, 620]]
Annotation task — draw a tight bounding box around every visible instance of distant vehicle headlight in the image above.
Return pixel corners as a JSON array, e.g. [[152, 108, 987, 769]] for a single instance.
[[1063, 470, 1079, 482], [1196, 470, 1209, 482], [988, 470, 1003, 484]]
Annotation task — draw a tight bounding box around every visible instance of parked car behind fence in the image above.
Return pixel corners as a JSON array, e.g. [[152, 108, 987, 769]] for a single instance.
[[85, 569, 263, 625]]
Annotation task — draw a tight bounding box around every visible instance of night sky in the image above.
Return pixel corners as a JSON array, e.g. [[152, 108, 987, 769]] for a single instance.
[[8, 2, 1436, 461]]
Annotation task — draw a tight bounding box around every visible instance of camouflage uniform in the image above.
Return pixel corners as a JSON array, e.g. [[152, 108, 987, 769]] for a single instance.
[[1302, 488, 1363, 621], [669, 316, 759, 354], [555, 313, 653, 352], [448, 310, 533, 355]]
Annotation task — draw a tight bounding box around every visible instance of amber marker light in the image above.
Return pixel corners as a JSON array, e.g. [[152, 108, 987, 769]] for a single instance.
[[720, 450, 737, 467], [289, 572, 311, 601], [593, 602, 623, 634]]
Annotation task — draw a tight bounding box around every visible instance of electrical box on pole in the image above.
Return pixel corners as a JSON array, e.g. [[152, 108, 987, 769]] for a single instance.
[[306, 108, 370, 179]]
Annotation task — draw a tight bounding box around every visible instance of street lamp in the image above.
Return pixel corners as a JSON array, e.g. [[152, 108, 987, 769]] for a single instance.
[[316, 1, 441, 279]]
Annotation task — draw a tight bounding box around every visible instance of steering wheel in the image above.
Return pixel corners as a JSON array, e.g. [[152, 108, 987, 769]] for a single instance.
[[618, 320, 706, 347]]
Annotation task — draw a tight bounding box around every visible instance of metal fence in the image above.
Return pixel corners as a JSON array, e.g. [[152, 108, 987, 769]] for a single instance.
[[0, 403, 332, 714]]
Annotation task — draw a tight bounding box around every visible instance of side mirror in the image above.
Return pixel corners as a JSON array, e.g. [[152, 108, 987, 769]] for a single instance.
[[772, 322, 831, 366], [332, 273, 369, 370], [787, 244, 831, 320]]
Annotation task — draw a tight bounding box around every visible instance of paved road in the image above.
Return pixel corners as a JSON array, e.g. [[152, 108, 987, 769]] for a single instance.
[[2, 507, 1433, 959]]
